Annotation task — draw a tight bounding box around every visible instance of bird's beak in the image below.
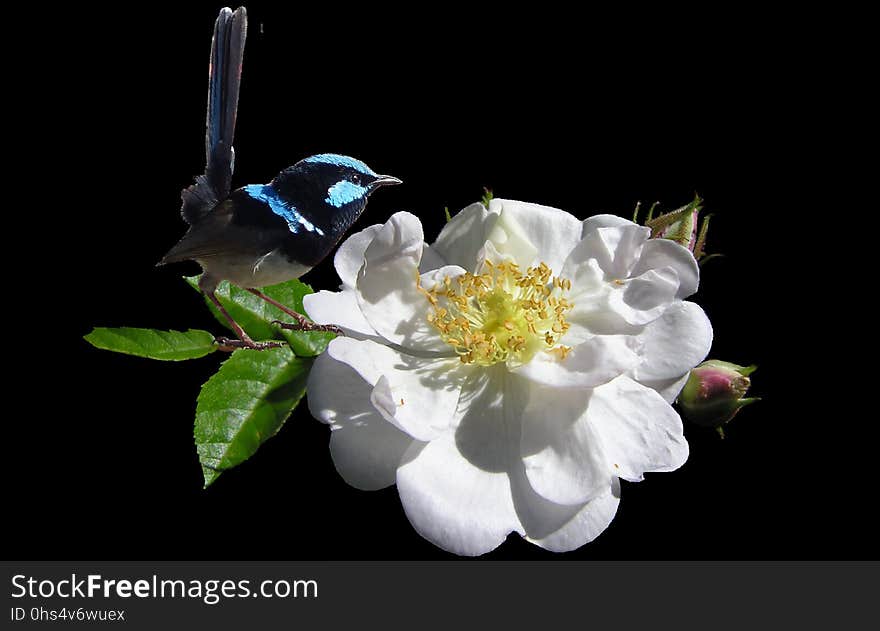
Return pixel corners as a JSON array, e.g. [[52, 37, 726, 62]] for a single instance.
[[370, 174, 403, 189]]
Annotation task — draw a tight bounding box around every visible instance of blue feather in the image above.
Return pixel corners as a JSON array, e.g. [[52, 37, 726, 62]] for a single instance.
[[325, 180, 369, 208], [303, 154, 376, 176], [243, 184, 325, 236]]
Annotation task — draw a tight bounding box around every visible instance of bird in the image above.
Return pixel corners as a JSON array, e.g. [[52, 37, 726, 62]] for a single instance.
[[159, 6, 401, 350]]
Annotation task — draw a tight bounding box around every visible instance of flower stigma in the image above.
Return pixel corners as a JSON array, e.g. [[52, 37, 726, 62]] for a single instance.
[[420, 260, 573, 367]]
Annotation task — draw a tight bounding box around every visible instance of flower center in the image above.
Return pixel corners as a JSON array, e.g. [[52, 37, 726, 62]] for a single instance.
[[421, 260, 574, 367]]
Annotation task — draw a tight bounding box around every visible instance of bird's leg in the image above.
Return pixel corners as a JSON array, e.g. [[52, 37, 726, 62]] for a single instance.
[[246, 288, 344, 336], [206, 291, 284, 351]]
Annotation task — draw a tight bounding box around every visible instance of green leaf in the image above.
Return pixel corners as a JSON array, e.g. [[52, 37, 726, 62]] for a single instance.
[[184, 276, 333, 357], [195, 346, 311, 487], [84, 327, 217, 360]]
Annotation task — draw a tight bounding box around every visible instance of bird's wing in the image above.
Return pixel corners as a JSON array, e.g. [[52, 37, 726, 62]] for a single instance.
[[180, 7, 248, 224], [161, 195, 288, 264]]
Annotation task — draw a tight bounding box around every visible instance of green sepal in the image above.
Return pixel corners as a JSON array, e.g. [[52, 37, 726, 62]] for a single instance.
[[693, 213, 713, 259], [644, 195, 702, 242]]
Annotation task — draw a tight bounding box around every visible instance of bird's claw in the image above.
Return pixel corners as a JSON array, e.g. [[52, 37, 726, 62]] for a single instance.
[[271, 320, 345, 337], [214, 336, 285, 352]]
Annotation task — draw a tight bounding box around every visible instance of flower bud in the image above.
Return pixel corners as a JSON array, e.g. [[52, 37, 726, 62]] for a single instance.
[[679, 360, 759, 436], [654, 204, 700, 251], [637, 196, 714, 261]]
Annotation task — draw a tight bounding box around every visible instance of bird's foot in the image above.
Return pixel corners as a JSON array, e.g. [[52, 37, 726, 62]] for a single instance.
[[272, 320, 345, 337], [214, 336, 285, 352]]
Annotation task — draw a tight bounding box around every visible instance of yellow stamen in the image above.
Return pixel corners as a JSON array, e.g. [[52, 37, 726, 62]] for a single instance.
[[423, 261, 575, 367]]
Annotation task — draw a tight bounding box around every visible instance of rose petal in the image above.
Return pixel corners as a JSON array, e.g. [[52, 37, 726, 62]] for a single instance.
[[418, 265, 468, 291], [334, 224, 382, 289], [356, 212, 448, 352], [303, 288, 381, 340], [432, 202, 498, 270], [397, 432, 523, 556], [520, 383, 612, 505], [632, 301, 713, 382], [419, 243, 447, 273], [307, 352, 412, 490], [326, 337, 462, 442], [581, 214, 636, 237], [472, 239, 523, 276], [308, 350, 375, 430], [525, 479, 621, 552], [587, 376, 689, 482], [484, 201, 539, 269], [395, 370, 624, 554], [607, 267, 679, 325], [490, 199, 584, 272], [562, 245, 637, 338], [513, 336, 640, 389], [577, 224, 651, 280], [565, 302, 645, 338], [632, 238, 700, 298], [329, 421, 413, 491], [505, 420, 621, 552], [561, 253, 605, 302], [638, 373, 691, 404], [560, 224, 670, 329]]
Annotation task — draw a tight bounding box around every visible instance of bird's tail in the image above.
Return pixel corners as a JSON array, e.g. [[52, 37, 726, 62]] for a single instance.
[[179, 7, 247, 225]]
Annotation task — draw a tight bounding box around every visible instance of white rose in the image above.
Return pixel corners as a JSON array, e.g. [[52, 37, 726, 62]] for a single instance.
[[305, 199, 712, 555]]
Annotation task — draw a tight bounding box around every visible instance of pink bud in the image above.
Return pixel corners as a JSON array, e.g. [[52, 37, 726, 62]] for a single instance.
[[679, 360, 759, 436]]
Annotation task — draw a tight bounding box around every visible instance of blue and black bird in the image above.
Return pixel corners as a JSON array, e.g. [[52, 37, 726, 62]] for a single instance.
[[160, 6, 400, 349]]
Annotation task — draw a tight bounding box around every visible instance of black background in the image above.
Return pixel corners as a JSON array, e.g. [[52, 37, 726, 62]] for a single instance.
[[8, 4, 866, 560]]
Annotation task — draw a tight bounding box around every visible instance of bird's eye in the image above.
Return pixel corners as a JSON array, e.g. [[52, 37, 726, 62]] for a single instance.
[[351, 174, 361, 185]]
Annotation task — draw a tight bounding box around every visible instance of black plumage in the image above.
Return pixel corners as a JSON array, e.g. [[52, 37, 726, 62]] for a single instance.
[[180, 6, 245, 225]]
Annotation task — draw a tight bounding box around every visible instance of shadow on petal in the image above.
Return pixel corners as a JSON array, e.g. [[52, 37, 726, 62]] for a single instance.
[[453, 368, 511, 474], [391, 352, 468, 396]]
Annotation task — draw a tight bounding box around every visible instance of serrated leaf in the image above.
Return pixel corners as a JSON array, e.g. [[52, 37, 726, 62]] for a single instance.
[[195, 346, 311, 487], [84, 327, 217, 360], [185, 276, 333, 357]]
